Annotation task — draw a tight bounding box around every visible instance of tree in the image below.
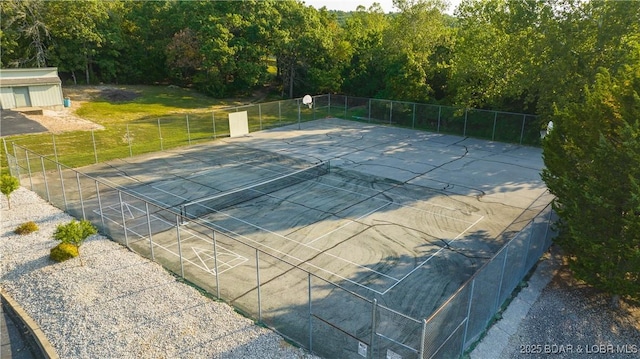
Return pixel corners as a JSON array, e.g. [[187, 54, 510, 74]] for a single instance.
[[1, 174, 20, 209], [44, 0, 111, 84], [541, 67, 640, 300], [0, 0, 50, 68], [165, 28, 202, 85], [379, 0, 453, 102], [342, 4, 389, 97]]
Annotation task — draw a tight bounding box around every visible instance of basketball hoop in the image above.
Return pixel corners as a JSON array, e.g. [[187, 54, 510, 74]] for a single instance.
[[302, 95, 313, 109], [540, 121, 553, 139]]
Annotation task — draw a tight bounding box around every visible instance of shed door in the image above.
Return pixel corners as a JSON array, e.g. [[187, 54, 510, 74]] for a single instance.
[[14, 87, 32, 107]]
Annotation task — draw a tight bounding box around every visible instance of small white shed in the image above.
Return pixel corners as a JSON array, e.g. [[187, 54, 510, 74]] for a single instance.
[[0, 67, 64, 110]]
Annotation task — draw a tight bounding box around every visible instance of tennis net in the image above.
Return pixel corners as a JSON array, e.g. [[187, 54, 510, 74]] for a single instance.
[[180, 161, 330, 220]]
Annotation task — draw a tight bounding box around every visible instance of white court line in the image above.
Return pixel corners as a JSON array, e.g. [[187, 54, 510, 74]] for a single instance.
[[381, 215, 485, 295], [195, 202, 400, 284], [198, 217, 394, 295], [99, 170, 481, 294], [94, 204, 247, 275], [312, 179, 480, 224], [306, 202, 392, 246], [97, 175, 176, 209], [103, 188, 400, 292]]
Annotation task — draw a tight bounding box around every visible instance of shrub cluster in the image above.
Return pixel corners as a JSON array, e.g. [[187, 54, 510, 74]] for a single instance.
[[14, 221, 39, 235], [49, 220, 97, 263], [50, 242, 79, 262]]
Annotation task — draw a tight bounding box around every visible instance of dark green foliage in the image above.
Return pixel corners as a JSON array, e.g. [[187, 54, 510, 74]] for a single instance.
[[542, 68, 640, 299], [50, 242, 79, 262], [14, 221, 39, 235], [53, 220, 97, 248]]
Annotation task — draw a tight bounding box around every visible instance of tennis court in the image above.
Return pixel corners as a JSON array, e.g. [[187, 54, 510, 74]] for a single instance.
[[47, 117, 548, 357]]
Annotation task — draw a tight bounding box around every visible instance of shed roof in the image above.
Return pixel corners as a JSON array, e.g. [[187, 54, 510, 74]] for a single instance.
[[0, 77, 62, 87], [0, 67, 62, 87]]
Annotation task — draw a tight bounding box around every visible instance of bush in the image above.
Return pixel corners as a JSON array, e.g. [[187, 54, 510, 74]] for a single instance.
[[50, 242, 79, 262], [53, 220, 97, 247], [14, 221, 39, 235]]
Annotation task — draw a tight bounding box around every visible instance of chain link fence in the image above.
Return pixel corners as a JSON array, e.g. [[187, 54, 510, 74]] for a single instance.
[[5, 94, 540, 170], [5, 96, 551, 359]]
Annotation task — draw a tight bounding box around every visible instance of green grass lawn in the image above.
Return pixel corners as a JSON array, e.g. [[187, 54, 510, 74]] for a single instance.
[[1, 85, 285, 174]]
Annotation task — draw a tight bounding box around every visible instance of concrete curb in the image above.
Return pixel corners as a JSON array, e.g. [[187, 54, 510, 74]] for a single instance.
[[0, 288, 59, 359]]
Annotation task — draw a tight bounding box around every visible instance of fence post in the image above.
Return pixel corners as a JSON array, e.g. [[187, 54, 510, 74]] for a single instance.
[[462, 279, 475, 353], [463, 109, 468, 137], [146, 202, 154, 260], [76, 172, 86, 220], [119, 191, 129, 248], [492, 112, 498, 141], [186, 114, 191, 145], [389, 101, 393, 125], [25, 150, 33, 191], [368, 99, 372, 122], [308, 273, 313, 352], [495, 246, 509, 311], [96, 181, 104, 229], [412, 103, 416, 129], [40, 157, 51, 203], [370, 298, 377, 359], [158, 119, 164, 150], [437, 106, 442, 133], [328, 93, 331, 116], [52, 134, 59, 163], [420, 319, 428, 358], [57, 164, 68, 211], [298, 99, 302, 130], [344, 96, 347, 120], [213, 230, 220, 299], [278, 101, 282, 125], [522, 224, 535, 278], [176, 215, 184, 278], [256, 249, 262, 322], [91, 130, 98, 163], [212, 112, 217, 139], [259, 103, 263, 130], [520, 115, 526, 145], [126, 124, 132, 157]]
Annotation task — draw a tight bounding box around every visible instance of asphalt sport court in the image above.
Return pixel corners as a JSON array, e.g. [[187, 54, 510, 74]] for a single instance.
[[74, 118, 548, 351]]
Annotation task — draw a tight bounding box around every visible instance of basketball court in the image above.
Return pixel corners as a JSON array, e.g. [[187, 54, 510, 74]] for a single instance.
[[56, 117, 548, 357]]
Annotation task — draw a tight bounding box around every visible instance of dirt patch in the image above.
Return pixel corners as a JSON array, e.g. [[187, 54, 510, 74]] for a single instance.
[[22, 108, 104, 134], [17, 86, 142, 134], [99, 88, 140, 102]]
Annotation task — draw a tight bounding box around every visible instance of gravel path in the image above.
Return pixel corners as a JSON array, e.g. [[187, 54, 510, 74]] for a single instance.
[[1, 187, 318, 359]]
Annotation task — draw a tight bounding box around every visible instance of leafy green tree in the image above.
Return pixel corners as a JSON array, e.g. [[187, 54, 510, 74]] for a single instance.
[[0, 0, 50, 68], [44, 0, 111, 84], [1, 174, 20, 209], [342, 4, 389, 97], [542, 68, 640, 300], [451, 0, 549, 110], [379, 0, 453, 102]]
